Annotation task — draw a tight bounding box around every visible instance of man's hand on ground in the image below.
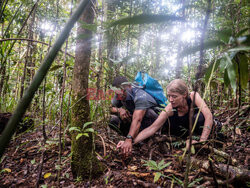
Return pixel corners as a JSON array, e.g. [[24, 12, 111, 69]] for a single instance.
[[117, 139, 133, 157], [117, 140, 124, 148]]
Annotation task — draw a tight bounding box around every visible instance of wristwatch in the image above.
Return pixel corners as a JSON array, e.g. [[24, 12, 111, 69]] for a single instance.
[[126, 134, 133, 142]]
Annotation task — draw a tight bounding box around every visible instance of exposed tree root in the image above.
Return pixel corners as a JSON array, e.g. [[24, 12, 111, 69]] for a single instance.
[[189, 157, 250, 186]]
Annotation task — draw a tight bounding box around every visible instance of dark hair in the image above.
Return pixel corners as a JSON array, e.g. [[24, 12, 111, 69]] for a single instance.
[[112, 76, 128, 87]]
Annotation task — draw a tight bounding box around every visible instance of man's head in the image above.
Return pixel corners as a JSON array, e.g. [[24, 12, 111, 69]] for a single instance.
[[112, 76, 128, 87], [112, 76, 131, 101]]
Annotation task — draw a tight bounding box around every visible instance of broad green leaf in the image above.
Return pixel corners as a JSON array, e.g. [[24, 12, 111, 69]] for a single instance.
[[44, 172, 52, 179], [217, 29, 232, 43], [82, 122, 94, 130], [238, 54, 249, 89], [229, 51, 237, 59], [172, 175, 183, 185], [154, 172, 162, 183], [158, 160, 165, 168], [69, 127, 81, 132], [236, 28, 249, 37], [143, 160, 158, 170], [84, 128, 95, 133], [148, 160, 158, 170], [219, 58, 228, 72], [159, 161, 172, 170], [179, 40, 224, 57], [205, 60, 220, 83], [224, 69, 230, 87], [110, 14, 184, 27], [228, 46, 250, 52], [76, 133, 84, 140], [188, 177, 203, 187], [225, 53, 237, 92]]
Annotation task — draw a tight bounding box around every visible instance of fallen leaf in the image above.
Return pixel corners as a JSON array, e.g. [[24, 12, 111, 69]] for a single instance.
[[235, 127, 241, 135], [227, 142, 232, 146], [20, 158, 24, 163], [3, 168, 11, 173], [164, 169, 183, 177], [31, 159, 36, 164], [44, 172, 52, 179], [126, 171, 151, 178], [128, 165, 137, 171], [63, 150, 69, 155]]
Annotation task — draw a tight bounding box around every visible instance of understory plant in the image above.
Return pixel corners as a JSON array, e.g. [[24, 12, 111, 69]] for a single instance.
[[143, 159, 171, 183]]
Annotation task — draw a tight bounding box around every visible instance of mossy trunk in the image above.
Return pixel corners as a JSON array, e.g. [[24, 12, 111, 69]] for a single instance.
[[71, 95, 103, 179], [71, 0, 103, 179]]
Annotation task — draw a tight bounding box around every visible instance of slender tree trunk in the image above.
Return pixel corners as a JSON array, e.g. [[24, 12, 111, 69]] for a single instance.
[[196, 0, 212, 80], [96, 0, 104, 99], [124, 0, 133, 75], [154, 31, 160, 78], [71, 0, 103, 179], [175, 0, 185, 79], [20, 52, 27, 98], [106, 0, 117, 83], [27, 4, 37, 83]]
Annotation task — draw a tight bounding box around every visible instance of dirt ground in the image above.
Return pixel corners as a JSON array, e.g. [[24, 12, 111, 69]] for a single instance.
[[0, 107, 249, 187]]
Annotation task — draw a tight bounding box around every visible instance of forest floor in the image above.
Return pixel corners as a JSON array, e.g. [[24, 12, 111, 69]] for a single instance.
[[0, 106, 249, 188]]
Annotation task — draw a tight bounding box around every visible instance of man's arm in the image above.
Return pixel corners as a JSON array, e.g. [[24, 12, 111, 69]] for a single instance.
[[134, 107, 171, 144], [128, 109, 146, 138], [118, 109, 146, 156]]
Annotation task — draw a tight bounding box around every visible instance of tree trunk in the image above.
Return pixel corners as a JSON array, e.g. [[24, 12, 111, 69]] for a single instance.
[[175, 0, 185, 79], [71, 0, 103, 179]]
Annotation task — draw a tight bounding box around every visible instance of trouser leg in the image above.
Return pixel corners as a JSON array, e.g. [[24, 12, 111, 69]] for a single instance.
[[140, 108, 159, 131], [109, 108, 159, 136], [109, 115, 130, 136]]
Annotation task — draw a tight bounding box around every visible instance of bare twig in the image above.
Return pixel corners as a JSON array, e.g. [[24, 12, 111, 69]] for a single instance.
[[36, 150, 46, 188], [97, 134, 106, 157], [209, 160, 218, 188], [0, 38, 75, 58]]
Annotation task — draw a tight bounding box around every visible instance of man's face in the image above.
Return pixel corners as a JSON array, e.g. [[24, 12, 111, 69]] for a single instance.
[[115, 88, 127, 101]]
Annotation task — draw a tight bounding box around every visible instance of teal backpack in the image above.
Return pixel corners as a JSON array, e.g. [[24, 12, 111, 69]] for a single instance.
[[134, 72, 168, 106]]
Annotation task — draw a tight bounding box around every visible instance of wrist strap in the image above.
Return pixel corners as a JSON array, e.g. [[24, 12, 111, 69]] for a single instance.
[[126, 134, 134, 142]]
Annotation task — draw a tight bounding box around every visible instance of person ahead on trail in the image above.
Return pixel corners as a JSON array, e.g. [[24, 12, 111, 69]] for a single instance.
[[109, 76, 161, 155], [117, 79, 220, 156]]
